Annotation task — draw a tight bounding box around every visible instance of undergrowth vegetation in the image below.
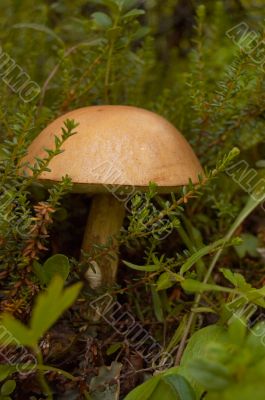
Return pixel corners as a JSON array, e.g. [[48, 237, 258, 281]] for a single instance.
[[0, 0, 265, 399]]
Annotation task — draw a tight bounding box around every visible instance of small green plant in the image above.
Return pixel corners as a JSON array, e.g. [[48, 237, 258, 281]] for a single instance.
[[0, 275, 82, 398], [125, 319, 265, 400], [0, 379, 16, 400], [33, 254, 71, 286]]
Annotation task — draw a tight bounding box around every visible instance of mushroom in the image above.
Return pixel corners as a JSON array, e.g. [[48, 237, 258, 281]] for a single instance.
[[23, 105, 203, 289]]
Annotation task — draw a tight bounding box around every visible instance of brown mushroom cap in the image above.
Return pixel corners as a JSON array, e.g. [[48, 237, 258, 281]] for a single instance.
[[23, 105, 203, 193]]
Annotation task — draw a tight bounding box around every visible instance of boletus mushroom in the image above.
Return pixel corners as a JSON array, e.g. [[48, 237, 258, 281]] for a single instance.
[[23, 106, 203, 290]]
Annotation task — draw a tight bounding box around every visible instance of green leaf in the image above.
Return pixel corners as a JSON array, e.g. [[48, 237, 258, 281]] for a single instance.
[[123, 9, 145, 19], [32, 260, 47, 285], [220, 268, 248, 289], [43, 254, 70, 283], [0, 277, 81, 349], [221, 268, 240, 286], [0, 314, 33, 347], [180, 238, 230, 275], [166, 316, 188, 353], [205, 378, 265, 400], [193, 307, 216, 314], [188, 321, 265, 399], [244, 288, 265, 307], [1, 380, 16, 396], [30, 276, 82, 342], [156, 272, 177, 291], [181, 325, 228, 366], [132, 26, 150, 40], [233, 233, 260, 258], [106, 342, 123, 355], [180, 325, 228, 398], [161, 374, 196, 400], [12, 23, 64, 46], [125, 369, 195, 400], [181, 279, 235, 294], [92, 12, 112, 29], [246, 322, 265, 360], [151, 286, 164, 322], [0, 366, 13, 382], [123, 260, 161, 272], [124, 375, 161, 400], [120, 0, 141, 11], [33, 255, 70, 285], [228, 317, 247, 346], [187, 359, 231, 390]]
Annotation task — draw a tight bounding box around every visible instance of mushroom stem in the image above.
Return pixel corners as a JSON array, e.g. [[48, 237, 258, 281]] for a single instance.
[[82, 194, 125, 289]]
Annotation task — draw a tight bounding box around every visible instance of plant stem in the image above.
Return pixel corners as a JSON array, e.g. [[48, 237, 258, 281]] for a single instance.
[[82, 194, 125, 289], [37, 365, 76, 381], [35, 348, 53, 399], [16, 363, 77, 381]]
